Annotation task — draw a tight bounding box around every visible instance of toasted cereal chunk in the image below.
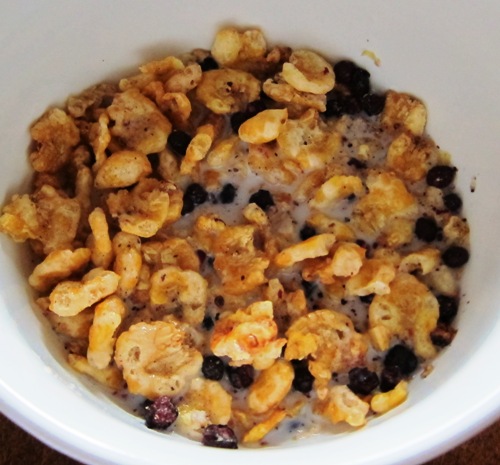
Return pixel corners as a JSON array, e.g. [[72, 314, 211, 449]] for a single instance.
[[211, 27, 267, 67], [345, 258, 396, 296], [238, 109, 288, 144], [306, 212, 356, 241], [29, 248, 91, 292], [242, 409, 287, 444], [369, 272, 439, 358], [352, 171, 418, 235], [274, 233, 336, 268], [399, 248, 441, 275], [49, 268, 120, 317], [157, 92, 192, 130], [281, 50, 335, 95], [180, 129, 213, 175], [247, 359, 294, 414], [382, 91, 427, 136], [142, 237, 200, 272], [114, 320, 202, 399], [150, 266, 208, 325], [89, 112, 111, 172], [68, 353, 124, 390], [107, 88, 172, 154], [248, 142, 299, 185], [315, 385, 370, 427], [443, 216, 470, 245], [195, 69, 261, 114], [87, 295, 128, 369], [371, 381, 408, 414], [29, 108, 80, 173], [67, 83, 118, 118], [310, 175, 364, 208], [423, 265, 458, 297], [87, 207, 113, 269], [164, 63, 202, 93], [112, 232, 142, 298], [138, 55, 185, 77], [379, 217, 414, 248], [284, 309, 367, 398], [94, 150, 152, 189], [210, 301, 286, 370]]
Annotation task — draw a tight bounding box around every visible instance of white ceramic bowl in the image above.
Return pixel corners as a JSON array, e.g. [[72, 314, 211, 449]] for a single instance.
[[1, 1, 499, 464]]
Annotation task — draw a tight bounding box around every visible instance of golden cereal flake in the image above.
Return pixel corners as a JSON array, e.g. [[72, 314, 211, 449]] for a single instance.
[[238, 109, 288, 144], [382, 91, 427, 136], [274, 233, 336, 268], [310, 175, 364, 208], [211, 27, 267, 67], [345, 258, 396, 296], [94, 150, 152, 189], [369, 272, 439, 358], [114, 320, 202, 399]]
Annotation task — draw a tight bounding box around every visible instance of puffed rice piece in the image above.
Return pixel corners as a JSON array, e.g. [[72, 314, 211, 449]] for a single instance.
[[238, 109, 288, 144], [87, 295, 128, 369], [87, 207, 113, 269], [89, 112, 111, 172], [371, 381, 408, 414], [382, 91, 427, 136], [164, 63, 202, 94], [274, 233, 336, 268], [94, 150, 152, 189], [157, 92, 192, 130], [67, 83, 118, 118], [248, 142, 299, 185], [112, 232, 142, 298], [211, 27, 267, 67], [210, 301, 286, 370], [49, 268, 120, 317], [114, 320, 202, 399], [180, 126, 214, 175], [369, 273, 439, 358], [142, 237, 200, 272]]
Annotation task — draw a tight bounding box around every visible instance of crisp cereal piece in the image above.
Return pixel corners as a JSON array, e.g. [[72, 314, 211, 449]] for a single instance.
[[94, 150, 152, 189], [149, 266, 208, 325], [423, 265, 458, 297], [28, 248, 91, 292], [29, 108, 80, 173], [67, 83, 118, 118], [67, 353, 124, 390], [87, 207, 113, 269], [74, 164, 93, 234], [112, 232, 142, 298], [157, 148, 180, 182], [242, 203, 269, 226], [164, 63, 202, 93], [281, 50, 335, 95], [195, 69, 261, 114], [114, 320, 202, 399], [192, 213, 227, 251], [176, 378, 232, 437], [180, 128, 213, 175], [314, 385, 369, 427], [206, 135, 241, 168], [371, 381, 408, 414], [443, 216, 470, 245], [310, 175, 364, 209], [107, 88, 172, 154], [210, 301, 286, 370], [138, 55, 185, 77], [89, 112, 111, 172], [238, 109, 288, 144], [379, 217, 414, 248], [142, 237, 200, 272], [247, 359, 294, 414], [211, 28, 267, 67], [306, 212, 356, 241], [399, 248, 441, 275], [274, 233, 336, 268], [49, 268, 120, 317], [106, 178, 181, 238], [242, 409, 287, 444], [276, 109, 341, 170], [352, 171, 418, 235], [382, 91, 427, 136], [157, 92, 192, 130], [345, 258, 396, 296], [369, 272, 439, 358], [284, 309, 367, 398], [248, 142, 299, 185], [87, 295, 128, 369], [294, 170, 327, 202], [387, 132, 437, 182]]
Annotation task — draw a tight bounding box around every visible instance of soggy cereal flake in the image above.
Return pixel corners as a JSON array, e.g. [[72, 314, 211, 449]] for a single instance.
[[211, 301, 286, 370], [310, 175, 364, 208], [180, 131, 213, 175], [114, 320, 202, 399], [345, 258, 396, 296], [68, 353, 124, 390], [242, 408, 287, 444], [158, 92, 192, 129], [369, 273, 439, 358]]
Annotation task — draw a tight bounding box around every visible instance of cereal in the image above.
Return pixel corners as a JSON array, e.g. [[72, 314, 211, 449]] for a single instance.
[[0, 26, 470, 448]]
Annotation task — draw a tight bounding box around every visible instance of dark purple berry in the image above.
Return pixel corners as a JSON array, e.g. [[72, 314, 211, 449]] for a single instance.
[[214, 295, 225, 307], [202, 355, 225, 381], [361, 93, 386, 116], [202, 424, 238, 449], [415, 216, 439, 243], [380, 366, 402, 392], [299, 224, 317, 241], [219, 183, 237, 204], [384, 344, 418, 375], [426, 165, 457, 188], [291, 360, 314, 393], [324, 90, 360, 118], [348, 157, 367, 170], [442, 246, 469, 268], [143, 396, 178, 429], [182, 183, 208, 215], [227, 365, 254, 389], [348, 367, 379, 395], [249, 189, 274, 211], [333, 60, 358, 85], [443, 193, 462, 212], [167, 130, 192, 157], [200, 56, 219, 71], [202, 315, 214, 330], [437, 294, 459, 324], [349, 68, 371, 98], [431, 323, 457, 347]]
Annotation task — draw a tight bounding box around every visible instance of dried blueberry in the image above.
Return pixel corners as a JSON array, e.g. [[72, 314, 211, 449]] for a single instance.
[[349, 68, 371, 98], [415, 216, 439, 243], [431, 324, 457, 347], [426, 165, 457, 188], [347, 157, 367, 170], [437, 294, 459, 324], [202, 315, 214, 330], [167, 130, 192, 157], [301, 279, 318, 300], [324, 90, 360, 118], [143, 396, 178, 430], [359, 293, 375, 304], [200, 56, 219, 71], [214, 295, 225, 307], [182, 183, 208, 215], [347, 367, 379, 395], [379, 366, 402, 392], [443, 193, 462, 212], [299, 224, 317, 241], [292, 360, 314, 393], [202, 424, 238, 449], [333, 60, 358, 86], [442, 246, 469, 268], [249, 189, 274, 211], [384, 344, 418, 375], [219, 183, 237, 204], [202, 355, 225, 381], [227, 364, 254, 389], [361, 93, 386, 116]]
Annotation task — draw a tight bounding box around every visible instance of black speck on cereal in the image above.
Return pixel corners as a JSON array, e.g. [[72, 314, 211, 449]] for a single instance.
[[291, 359, 314, 393], [380, 366, 402, 392], [361, 93, 386, 116], [227, 364, 254, 389], [431, 323, 457, 347], [348, 157, 367, 170]]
